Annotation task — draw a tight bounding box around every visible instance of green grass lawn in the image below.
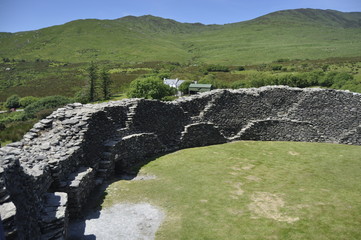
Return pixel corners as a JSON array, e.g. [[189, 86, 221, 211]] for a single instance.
[[103, 141, 361, 240]]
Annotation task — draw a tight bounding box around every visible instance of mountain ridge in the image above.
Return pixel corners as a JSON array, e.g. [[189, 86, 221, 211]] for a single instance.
[[2, 8, 360, 34], [0, 8, 360, 64], [248, 8, 361, 28]]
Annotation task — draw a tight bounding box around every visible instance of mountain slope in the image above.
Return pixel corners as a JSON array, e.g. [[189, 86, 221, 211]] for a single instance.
[[248, 8, 361, 28], [186, 9, 361, 64], [0, 9, 360, 64], [0, 17, 193, 63], [116, 15, 218, 34]]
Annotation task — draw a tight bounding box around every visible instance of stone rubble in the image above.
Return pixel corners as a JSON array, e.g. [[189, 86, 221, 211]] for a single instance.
[[0, 86, 360, 239]]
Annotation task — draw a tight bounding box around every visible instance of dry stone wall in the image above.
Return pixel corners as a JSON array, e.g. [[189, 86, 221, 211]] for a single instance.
[[0, 86, 360, 239]]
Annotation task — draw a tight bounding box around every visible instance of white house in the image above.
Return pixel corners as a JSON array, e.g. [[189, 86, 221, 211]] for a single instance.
[[163, 78, 186, 96], [163, 78, 185, 89]]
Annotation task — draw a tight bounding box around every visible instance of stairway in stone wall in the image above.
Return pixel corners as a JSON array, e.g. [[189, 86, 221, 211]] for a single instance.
[[277, 92, 309, 119], [93, 100, 142, 185], [125, 101, 139, 129], [229, 121, 257, 141], [95, 145, 115, 186], [192, 94, 220, 122]]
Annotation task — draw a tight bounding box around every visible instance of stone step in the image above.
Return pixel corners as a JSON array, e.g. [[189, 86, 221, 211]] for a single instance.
[[96, 169, 109, 178], [99, 160, 112, 168], [102, 152, 112, 159], [57, 167, 95, 217], [125, 121, 134, 127], [103, 140, 118, 151], [95, 178, 104, 186]]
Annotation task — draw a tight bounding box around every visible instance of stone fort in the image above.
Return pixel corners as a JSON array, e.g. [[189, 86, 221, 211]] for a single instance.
[[0, 86, 360, 239]]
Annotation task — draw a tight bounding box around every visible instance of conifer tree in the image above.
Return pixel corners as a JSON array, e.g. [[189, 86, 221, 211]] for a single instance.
[[100, 68, 112, 100], [87, 62, 98, 102]]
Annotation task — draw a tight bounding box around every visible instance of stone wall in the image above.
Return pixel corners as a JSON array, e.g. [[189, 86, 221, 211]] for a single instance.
[[0, 86, 360, 239]]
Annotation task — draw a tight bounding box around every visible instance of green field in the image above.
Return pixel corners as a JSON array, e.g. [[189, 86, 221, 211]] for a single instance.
[[102, 141, 361, 240], [1, 56, 361, 101]]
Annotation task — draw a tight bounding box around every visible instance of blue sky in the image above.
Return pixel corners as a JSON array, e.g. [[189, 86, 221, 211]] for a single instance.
[[0, 0, 360, 32]]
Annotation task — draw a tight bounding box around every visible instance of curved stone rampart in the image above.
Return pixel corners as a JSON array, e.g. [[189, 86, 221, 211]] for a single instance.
[[0, 86, 360, 239]]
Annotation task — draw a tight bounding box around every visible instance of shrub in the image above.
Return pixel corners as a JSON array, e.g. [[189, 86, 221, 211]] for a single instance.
[[19, 96, 39, 108], [331, 72, 354, 89], [199, 73, 229, 89], [24, 95, 72, 118], [248, 72, 268, 87], [199, 74, 216, 85], [127, 76, 176, 100], [156, 72, 171, 80], [340, 81, 361, 93], [179, 81, 193, 94], [35, 108, 55, 119], [237, 66, 245, 71], [0, 112, 27, 124], [319, 72, 337, 87], [280, 74, 308, 88], [4, 95, 21, 109], [231, 80, 247, 89], [271, 65, 283, 71], [205, 65, 230, 72], [322, 65, 329, 72], [275, 58, 290, 63], [303, 71, 324, 86]]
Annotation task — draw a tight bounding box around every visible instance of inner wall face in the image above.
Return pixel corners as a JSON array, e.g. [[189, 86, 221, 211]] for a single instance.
[[0, 86, 360, 239]]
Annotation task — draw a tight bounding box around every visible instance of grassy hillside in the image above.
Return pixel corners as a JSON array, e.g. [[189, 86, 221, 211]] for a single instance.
[[250, 8, 361, 28], [0, 18, 191, 63], [0, 9, 360, 65], [189, 9, 361, 64], [102, 141, 361, 240]]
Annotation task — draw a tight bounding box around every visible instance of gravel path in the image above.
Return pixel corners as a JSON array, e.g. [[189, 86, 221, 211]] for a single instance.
[[68, 203, 165, 240]]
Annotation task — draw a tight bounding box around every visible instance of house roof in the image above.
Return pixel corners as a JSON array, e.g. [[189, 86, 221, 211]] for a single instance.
[[163, 79, 185, 88], [189, 84, 212, 88]]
